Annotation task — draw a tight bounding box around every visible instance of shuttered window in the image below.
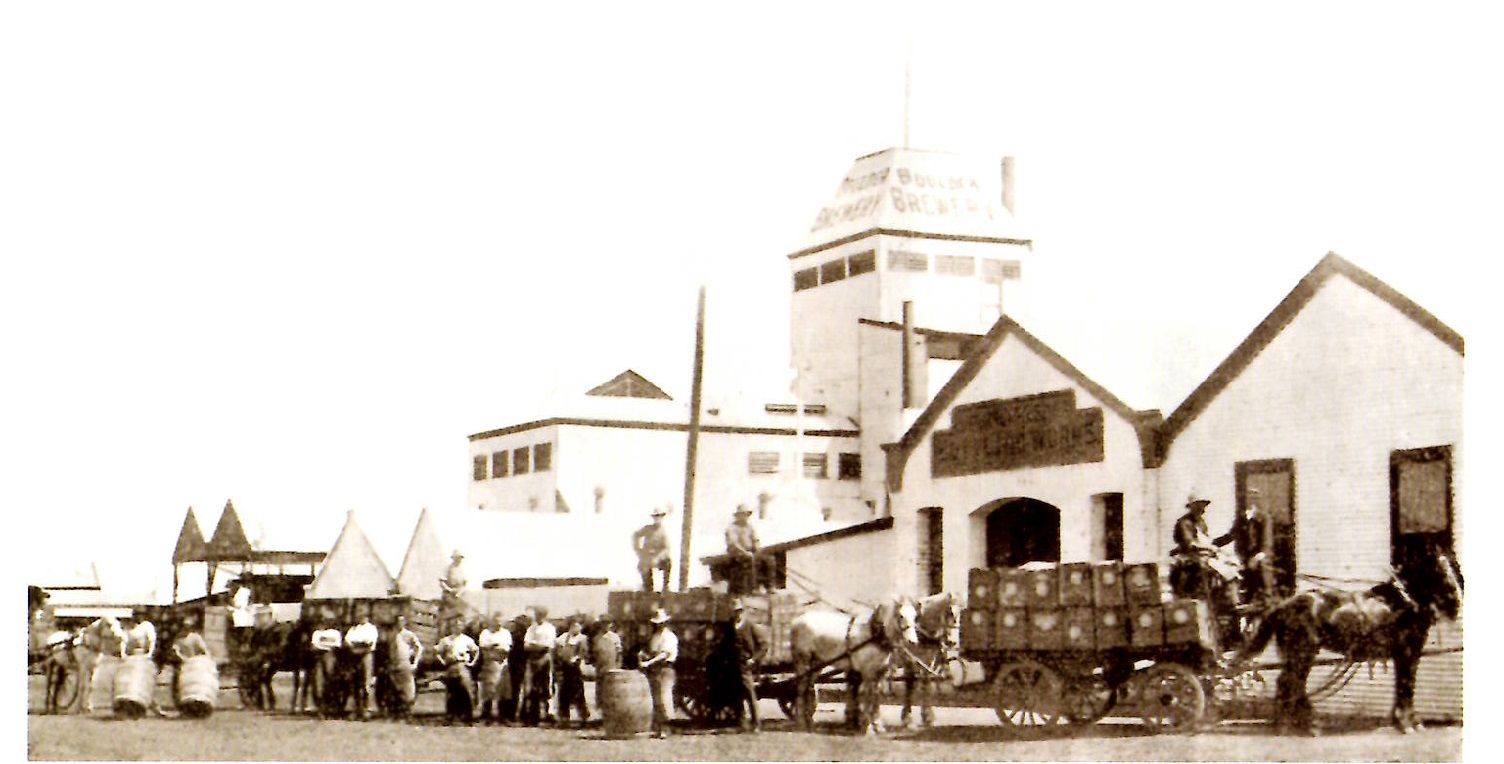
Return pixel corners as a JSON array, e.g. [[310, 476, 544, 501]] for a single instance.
[[748, 451, 780, 474], [491, 451, 509, 478], [802, 453, 828, 479], [534, 442, 552, 472], [473, 455, 488, 481]]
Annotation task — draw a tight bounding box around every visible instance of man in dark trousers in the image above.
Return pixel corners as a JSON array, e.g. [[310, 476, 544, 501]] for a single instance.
[[729, 599, 768, 733], [632, 507, 673, 593], [1214, 487, 1278, 606], [725, 505, 775, 595]]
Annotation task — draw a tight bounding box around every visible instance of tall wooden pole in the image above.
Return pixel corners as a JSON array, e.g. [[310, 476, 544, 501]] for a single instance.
[[678, 287, 707, 592]]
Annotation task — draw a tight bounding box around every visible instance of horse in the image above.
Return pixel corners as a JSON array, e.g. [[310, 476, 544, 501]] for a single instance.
[[40, 616, 122, 715], [1231, 542, 1463, 735], [789, 597, 920, 734], [233, 619, 316, 712], [897, 592, 961, 729]]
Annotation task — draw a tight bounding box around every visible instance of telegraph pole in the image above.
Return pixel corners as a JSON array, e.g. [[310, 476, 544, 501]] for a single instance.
[[678, 287, 706, 592]]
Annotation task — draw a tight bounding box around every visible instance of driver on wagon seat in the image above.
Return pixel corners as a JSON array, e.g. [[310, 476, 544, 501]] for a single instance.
[[1170, 492, 1240, 612]]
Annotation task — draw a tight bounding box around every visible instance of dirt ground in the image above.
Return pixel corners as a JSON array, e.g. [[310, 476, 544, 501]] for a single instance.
[[25, 674, 1461, 761]]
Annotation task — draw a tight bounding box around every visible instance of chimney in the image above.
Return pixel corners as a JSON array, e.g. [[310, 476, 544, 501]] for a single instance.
[[1001, 156, 1016, 215]]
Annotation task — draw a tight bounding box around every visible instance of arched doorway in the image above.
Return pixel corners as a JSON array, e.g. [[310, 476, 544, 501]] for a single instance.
[[984, 498, 1061, 568]]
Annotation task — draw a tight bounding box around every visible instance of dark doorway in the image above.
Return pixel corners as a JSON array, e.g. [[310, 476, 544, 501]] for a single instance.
[[985, 499, 1061, 568], [1236, 459, 1296, 596]]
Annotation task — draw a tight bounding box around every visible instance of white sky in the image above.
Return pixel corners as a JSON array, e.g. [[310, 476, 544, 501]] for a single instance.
[[4, 3, 1499, 602]]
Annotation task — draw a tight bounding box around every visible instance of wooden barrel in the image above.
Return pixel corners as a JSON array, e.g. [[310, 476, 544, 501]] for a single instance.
[[599, 669, 653, 739], [177, 655, 219, 718], [112, 654, 156, 718]]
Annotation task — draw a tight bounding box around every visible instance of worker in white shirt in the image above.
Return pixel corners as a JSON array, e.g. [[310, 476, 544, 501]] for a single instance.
[[309, 619, 343, 717], [435, 623, 479, 724], [477, 613, 513, 725], [638, 608, 679, 739], [388, 614, 423, 720], [345, 615, 379, 720], [520, 606, 557, 726], [554, 617, 591, 728]]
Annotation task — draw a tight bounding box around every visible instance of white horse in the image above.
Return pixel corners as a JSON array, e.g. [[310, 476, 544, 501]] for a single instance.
[[789, 598, 919, 734], [41, 617, 123, 714]]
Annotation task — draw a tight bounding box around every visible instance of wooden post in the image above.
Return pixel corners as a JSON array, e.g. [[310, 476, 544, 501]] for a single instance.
[[678, 287, 707, 592]]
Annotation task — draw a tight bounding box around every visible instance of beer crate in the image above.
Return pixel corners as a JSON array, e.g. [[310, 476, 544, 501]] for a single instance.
[[1124, 563, 1162, 607], [1059, 563, 1094, 607], [968, 568, 998, 610], [994, 608, 1028, 650], [1093, 562, 1125, 607], [1025, 566, 1060, 609], [1095, 606, 1128, 649], [1062, 607, 1094, 650], [996, 569, 1029, 609], [960, 607, 993, 652], [1028, 609, 1064, 651], [1129, 605, 1164, 648], [1163, 599, 1216, 647]]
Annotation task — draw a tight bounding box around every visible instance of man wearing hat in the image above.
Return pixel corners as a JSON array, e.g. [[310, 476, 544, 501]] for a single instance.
[[440, 550, 469, 628], [1170, 491, 1240, 631], [631, 507, 673, 593], [1213, 488, 1278, 607], [726, 504, 775, 595], [637, 608, 678, 739], [729, 599, 768, 733]]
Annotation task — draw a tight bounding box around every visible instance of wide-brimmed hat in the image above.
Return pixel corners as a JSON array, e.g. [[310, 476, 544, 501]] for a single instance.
[[651, 506, 668, 517], [648, 608, 671, 625], [734, 504, 753, 516], [1185, 492, 1211, 509]]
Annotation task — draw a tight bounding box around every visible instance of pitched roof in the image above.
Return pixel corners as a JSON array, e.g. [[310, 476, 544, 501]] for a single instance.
[[585, 370, 672, 400], [883, 315, 1156, 491], [304, 511, 396, 600], [394, 507, 447, 599], [204, 500, 253, 561], [171, 507, 208, 564], [1155, 252, 1464, 463]]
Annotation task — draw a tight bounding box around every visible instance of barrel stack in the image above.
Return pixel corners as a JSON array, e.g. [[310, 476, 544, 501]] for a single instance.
[[963, 561, 1214, 655]]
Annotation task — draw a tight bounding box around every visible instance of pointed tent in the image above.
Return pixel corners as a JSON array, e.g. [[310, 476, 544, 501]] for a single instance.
[[304, 510, 396, 600], [171, 507, 208, 564], [395, 507, 448, 600], [205, 500, 253, 562]]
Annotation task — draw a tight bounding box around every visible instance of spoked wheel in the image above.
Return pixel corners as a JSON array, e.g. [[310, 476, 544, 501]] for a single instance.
[[52, 666, 81, 713], [1137, 662, 1206, 732], [1061, 672, 1115, 726], [991, 659, 1065, 727]]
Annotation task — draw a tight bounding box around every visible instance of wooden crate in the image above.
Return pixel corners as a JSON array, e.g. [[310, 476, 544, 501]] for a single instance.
[[1129, 606, 1164, 648], [1062, 607, 1094, 650], [1028, 610, 1064, 651], [1124, 563, 1162, 607], [994, 608, 1028, 650], [968, 569, 997, 610], [1059, 564, 1094, 607], [1025, 566, 1060, 610], [1095, 606, 1128, 649], [960, 607, 992, 652], [996, 569, 1029, 609], [1163, 599, 1215, 647], [1092, 562, 1125, 607]]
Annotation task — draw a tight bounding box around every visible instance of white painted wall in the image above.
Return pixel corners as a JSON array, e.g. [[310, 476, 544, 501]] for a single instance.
[[783, 528, 897, 609]]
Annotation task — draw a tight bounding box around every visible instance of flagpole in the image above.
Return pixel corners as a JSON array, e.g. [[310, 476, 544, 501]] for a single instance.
[[678, 286, 706, 592]]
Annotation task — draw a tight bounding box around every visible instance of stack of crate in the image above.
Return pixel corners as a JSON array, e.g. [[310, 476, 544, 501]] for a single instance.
[[764, 591, 800, 665], [607, 589, 735, 665], [962, 561, 1214, 654]]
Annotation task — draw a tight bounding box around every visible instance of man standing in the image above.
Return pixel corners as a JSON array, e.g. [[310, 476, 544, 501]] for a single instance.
[[638, 608, 678, 739], [631, 508, 673, 593], [1214, 487, 1278, 606], [309, 618, 344, 718], [591, 617, 622, 716], [730, 599, 767, 733], [436, 622, 478, 724], [520, 606, 557, 726], [345, 614, 379, 721], [439, 550, 468, 630], [726, 505, 774, 595], [554, 617, 590, 728], [477, 613, 513, 724], [388, 614, 422, 720]]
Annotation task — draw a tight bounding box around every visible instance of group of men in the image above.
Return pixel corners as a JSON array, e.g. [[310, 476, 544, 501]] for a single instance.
[[632, 504, 775, 596]]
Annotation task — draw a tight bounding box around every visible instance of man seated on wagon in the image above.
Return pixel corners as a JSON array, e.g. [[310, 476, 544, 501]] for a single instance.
[[1170, 492, 1242, 646], [725, 505, 776, 595]]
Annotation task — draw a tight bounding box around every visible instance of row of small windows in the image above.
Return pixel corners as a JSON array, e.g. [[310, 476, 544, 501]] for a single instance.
[[748, 451, 861, 480], [472, 442, 553, 481], [794, 250, 1020, 292]]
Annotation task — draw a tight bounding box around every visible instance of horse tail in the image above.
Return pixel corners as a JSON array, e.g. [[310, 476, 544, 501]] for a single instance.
[[1233, 599, 1289, 668]]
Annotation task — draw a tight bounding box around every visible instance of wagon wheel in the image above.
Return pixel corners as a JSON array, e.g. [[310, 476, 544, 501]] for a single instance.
[[1137, 662, 1206, 732], [1061, 672, 1115, 726], [991, 659, 1065, 727], [52, 664, 82, 713]]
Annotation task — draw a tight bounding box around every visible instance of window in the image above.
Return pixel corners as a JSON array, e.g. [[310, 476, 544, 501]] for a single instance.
[[748, 451, 780, 475], [802, 453, 828, 479], [889, 250, 928, 272], [1093, 493, 1124, 561], [981, 259, 1022, 283], [819, 258, 847, 285], [847, 250, 876, 276], [513, 446, 531, 475], [472, 455, 488, 482], [918, 507, 944, 595], [793, 267, 818, 292], [838, 452, 861, 480], [1391, 446, 1453, 561], [491, 451, 509, 478], [534, 442, 552, 472], [936, 254, 975, 276]]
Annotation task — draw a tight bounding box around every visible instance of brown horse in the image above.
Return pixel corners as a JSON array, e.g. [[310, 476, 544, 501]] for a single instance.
[[1232, 542, 1462, 735], [789, 597, 919, 734]]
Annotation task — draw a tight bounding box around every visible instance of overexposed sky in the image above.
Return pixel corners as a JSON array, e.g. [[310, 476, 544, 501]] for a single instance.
[[4, 2, 1497, 598]]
